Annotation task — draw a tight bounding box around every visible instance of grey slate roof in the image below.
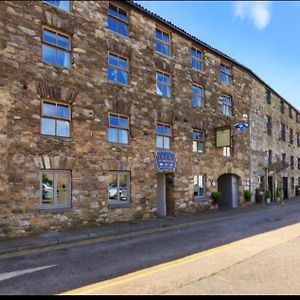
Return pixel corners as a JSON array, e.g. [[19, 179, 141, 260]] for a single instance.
[[126, 0, 299, 113]]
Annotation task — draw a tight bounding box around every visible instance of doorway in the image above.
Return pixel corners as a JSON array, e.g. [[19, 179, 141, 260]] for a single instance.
[[157, 173, 174, 217], [283, 177, 288, 199], [268, 176, 274, 202], [218, 174, 239, 208]]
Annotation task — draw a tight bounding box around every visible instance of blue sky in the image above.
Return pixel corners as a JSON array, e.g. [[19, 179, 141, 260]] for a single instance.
[[136, 1, 300, 109]]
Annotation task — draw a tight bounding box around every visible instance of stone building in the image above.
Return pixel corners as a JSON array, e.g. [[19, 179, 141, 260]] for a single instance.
[[0, 0, 299, 239]]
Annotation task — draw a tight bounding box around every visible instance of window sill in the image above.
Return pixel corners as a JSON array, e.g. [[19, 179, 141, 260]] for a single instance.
[[107, 29, 130, 40], [220, 81, 233, 86], [108, 142, 130, 147], [39, 207, 72, 214], [108, 203, 131, 209], [40, 134, 72, 141], [193, 196, 208, 202], [42, 60, 71, 71], [191, 68, 205, 75], [108, 80, 130, 88], [155, 51, 172, 59]]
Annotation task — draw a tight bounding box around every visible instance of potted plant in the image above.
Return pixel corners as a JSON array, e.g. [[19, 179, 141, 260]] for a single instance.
[[275, 187, 282, 203], [265, 190, 272, 203], [211, 191, 222, 206], [244, 190, 252, 201]]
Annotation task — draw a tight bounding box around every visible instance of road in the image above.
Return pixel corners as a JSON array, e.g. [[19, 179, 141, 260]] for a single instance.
[[0, 201, 300, 295]]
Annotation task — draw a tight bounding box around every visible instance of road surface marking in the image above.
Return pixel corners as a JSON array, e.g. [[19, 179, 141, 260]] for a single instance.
[[0, 265, 57, 282], [61, 222, 300, 295], [61, 239, 249, 295]]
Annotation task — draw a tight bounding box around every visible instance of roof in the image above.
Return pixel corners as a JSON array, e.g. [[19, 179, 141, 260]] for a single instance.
[[126, 0, 299, 114]]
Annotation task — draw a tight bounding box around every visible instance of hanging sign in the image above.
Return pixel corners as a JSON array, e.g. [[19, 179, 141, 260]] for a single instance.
[[155, 151, 176, 172], [234, 122, 249, 132]]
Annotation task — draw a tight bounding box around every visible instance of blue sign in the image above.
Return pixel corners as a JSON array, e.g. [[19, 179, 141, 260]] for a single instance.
[[155, 151, 176, 172], [234, 122, 249, 132]]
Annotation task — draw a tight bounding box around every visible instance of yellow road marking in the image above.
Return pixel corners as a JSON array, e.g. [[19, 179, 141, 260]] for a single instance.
[[61, 238, 249, 295], [61, 222, 300, 295]]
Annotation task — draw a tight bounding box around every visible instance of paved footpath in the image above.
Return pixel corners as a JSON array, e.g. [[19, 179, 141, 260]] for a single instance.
[[0, 199, 292, 258]]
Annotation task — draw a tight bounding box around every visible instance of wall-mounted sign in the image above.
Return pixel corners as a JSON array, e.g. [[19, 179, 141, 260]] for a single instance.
[[216, 128, 231, 147], [155, 151, 176, 172], [234, 122, 249, 132]]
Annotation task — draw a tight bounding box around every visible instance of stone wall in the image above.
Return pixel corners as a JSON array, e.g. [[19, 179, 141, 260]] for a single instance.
[[0, 1, 296, 239], [250, 79, 300, 197]]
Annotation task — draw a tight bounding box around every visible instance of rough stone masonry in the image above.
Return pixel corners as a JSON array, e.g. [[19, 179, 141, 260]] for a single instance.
[[0, 1, 299, 239]]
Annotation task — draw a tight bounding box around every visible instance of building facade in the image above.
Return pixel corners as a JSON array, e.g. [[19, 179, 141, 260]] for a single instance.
[[0, 0, 299, 239]]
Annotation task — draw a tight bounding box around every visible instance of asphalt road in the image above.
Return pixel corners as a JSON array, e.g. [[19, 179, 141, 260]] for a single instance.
[[1, 201, 300, 295]]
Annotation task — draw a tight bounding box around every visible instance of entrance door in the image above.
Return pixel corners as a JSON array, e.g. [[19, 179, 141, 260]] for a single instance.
[[218, 174, 239, 208], [268, 176, 274, 202], [157, 173, 174, 217], [157, 173, 166, 217], [283, 177, 288, 199], [166, 174, 175, 216]]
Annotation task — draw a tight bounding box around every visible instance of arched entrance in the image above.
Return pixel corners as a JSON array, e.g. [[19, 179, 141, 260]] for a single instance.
[[217, 174, 239, 208]]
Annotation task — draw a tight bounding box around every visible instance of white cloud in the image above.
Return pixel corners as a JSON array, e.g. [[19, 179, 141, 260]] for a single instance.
[[234, 1, 272, 30]]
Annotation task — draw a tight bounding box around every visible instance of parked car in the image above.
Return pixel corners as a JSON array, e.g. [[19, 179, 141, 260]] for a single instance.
[[109, 184, 128, 201], [42, 183, 53, 201]]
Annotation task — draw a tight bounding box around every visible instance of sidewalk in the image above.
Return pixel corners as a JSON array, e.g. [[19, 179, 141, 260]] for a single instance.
[[0, 198, 297, 257]]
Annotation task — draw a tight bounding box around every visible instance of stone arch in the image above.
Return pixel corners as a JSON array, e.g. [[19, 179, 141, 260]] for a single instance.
[[35, 82, 79, 104], [34, 155, 76, 170]]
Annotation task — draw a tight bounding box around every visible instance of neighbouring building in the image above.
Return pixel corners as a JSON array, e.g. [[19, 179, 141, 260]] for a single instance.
[[0, 0, 299, 239]]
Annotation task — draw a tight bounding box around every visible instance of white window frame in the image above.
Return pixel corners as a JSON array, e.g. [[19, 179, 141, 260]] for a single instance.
[[108, 171, 131, 207], [41, 100, 71, 138], [193, 174, 207, 200], [40, 170, 71, 210]]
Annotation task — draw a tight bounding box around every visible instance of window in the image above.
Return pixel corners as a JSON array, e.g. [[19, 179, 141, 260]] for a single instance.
[[192, 85, 204, 107], [297, 113, 299, 123], [298, 158, 300, 170], [291, 177, 295, 192], [297, 132, 300, 147], [290, 129, 294, 145], [108, 3, 128, 37], [156, 123, 171, 149], [192, 130, 205, 153], [42, 28, 71, 69], [41, 101, 70, 137], [221, 95, 232, 116], [281, 123, 286, 141], [155, 28, 170, 56], [265, 90, 271, 105], [108, 53, 128, 85], [280, 100, 285, 113], [220, 64, 232, 84], [223, 146, 232, 157], [291, 156, 294, 170], [268, 150, 272, 165], [41, 171, 71, 209], [108, 113, 129, 144], [289, 106, 293, 119], [156, 71, 171, 98], [193, 175, 206, 199], [298, 177, 300, 187], [108, 172, 130, 206], [43, 0, 70, 12], [266, 115, 272, 136], [191, 48, 202, 71], [282, 153, 286, 163]]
